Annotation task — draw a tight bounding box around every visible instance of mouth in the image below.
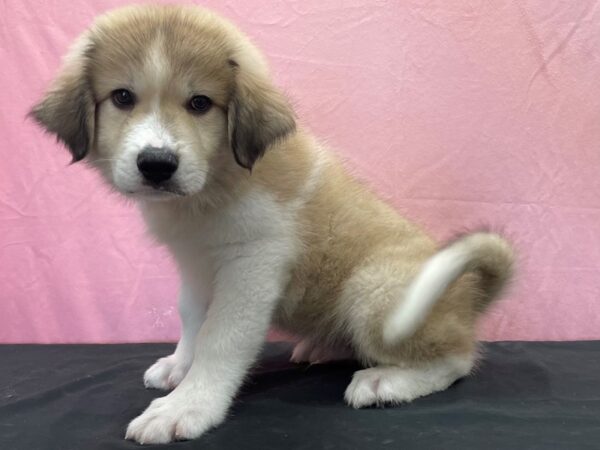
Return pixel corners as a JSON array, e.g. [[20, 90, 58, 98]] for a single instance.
[[127, 182, 186, 199]]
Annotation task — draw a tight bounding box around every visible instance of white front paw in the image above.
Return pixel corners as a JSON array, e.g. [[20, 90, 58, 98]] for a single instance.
[[125, 391, 227, 444], [143, 354, 191, 390]]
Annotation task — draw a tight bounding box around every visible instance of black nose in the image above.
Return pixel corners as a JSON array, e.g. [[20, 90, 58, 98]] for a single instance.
[[137, 147, 179, 183]]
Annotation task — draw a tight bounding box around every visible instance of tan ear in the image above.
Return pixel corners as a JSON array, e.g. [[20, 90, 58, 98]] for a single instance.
[[228, 62, 296, 170], [30, 35, 95, 162]]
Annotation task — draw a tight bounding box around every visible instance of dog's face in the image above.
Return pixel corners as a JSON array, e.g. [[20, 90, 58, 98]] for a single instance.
[[32, 6, 295, 200], [90, 28, 233, 199]]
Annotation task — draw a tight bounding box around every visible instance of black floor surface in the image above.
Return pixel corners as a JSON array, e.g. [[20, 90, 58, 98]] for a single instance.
[[1, 341, 599, 449]]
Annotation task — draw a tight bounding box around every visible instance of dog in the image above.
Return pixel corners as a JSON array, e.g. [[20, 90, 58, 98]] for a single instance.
[[31, 4, 514, 444]]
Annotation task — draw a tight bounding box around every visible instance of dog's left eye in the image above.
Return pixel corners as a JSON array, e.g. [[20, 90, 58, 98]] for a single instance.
[[111, 89, 135, 109], [188, 95, 212, 114]]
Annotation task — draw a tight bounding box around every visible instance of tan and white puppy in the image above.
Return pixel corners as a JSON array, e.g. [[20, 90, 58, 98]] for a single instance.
[[31, 4, 514, 445]]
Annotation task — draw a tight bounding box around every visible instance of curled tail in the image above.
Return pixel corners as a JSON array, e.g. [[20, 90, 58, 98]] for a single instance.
[[382, 232, 514, 344]]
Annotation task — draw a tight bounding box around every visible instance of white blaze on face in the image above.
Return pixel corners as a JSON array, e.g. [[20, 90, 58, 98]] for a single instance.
[[113, 111, 178, 193], [128, 113, 176, 151], [144, 37, 170, 97], [112, 37, 179, 194], [110, 35, 211, 197], [133, 37, 176, 150]]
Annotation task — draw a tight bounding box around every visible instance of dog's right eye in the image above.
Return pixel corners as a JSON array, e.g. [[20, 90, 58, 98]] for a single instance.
[[111, 89, 135, 109]]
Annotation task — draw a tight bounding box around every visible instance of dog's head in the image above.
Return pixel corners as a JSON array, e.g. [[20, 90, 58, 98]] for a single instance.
[[31, 5, 295, 200]]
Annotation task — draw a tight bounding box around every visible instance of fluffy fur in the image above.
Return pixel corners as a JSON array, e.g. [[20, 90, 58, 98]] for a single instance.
[[31, 5, 514, 444]]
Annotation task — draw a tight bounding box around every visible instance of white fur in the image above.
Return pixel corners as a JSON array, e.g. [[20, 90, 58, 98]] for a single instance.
[[382, 242, 472, 344], [126, 189, 299, 443], [112, 113, 178, 194], [144, 281, 209, 390], [110, 108, 212, 198], [344, 355, 474, 408], [127, 113, 176, 151], [144, 38, 170, 94]]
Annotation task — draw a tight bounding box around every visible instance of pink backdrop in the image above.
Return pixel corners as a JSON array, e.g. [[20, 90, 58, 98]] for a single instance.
[[1, 0, 599, 343]]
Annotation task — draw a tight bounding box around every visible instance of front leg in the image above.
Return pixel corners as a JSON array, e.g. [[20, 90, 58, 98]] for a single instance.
[[126, 241, 290, 444], [143, 282, 207, 390]]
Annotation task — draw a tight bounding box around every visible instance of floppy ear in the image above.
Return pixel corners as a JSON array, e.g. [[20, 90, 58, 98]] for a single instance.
[[227, 62, 296, 170], [30, 37, 95, 162]]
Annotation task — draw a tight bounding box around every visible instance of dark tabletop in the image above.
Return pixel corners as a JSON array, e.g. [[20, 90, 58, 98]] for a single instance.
[[1, 341, 599, 450]]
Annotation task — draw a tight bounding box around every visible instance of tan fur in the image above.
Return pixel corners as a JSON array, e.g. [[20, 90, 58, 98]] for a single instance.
[[32, 4, 514, 418], [270, 146, 480, 365]]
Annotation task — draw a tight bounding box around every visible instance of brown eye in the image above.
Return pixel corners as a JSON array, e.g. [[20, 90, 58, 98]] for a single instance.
[[111, 89, 135, 109], [188, 95, 212, 114]]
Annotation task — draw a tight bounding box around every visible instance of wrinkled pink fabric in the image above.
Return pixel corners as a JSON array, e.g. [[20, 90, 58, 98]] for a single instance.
[[1, 0, 599, 343]]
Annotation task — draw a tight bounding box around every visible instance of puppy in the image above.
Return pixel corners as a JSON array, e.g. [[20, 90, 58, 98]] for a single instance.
[[31, 4, 514, 444]]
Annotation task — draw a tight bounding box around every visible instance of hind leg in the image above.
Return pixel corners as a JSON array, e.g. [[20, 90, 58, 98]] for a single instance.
[[344, 354, 473, 408], [340, 252, 478, 408]]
